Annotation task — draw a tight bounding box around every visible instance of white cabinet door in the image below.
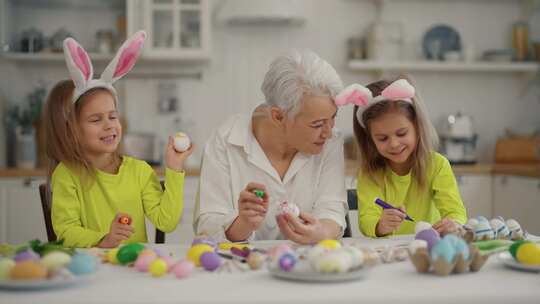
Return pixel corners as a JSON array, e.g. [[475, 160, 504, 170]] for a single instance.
[[493, 175, 540, 235], [146, 176, 198, 244], [0, 178, 47, 244], [456, 174, 492, 219]]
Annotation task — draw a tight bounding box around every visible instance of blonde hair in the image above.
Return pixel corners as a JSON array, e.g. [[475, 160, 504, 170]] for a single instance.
[[43, 80, 117, 187], [353, 77, 438, 189]]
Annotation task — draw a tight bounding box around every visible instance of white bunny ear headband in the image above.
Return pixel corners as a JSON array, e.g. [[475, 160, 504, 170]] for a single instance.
[[63, 31, 146, 103], [334, 79, 416, 128]]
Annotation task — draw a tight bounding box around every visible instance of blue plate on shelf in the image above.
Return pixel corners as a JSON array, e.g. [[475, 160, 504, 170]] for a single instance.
[[422, 24, 462, 60]]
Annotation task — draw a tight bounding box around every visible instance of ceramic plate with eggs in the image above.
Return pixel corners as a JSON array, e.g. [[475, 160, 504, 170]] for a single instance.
[[0, 273, 95, 290]]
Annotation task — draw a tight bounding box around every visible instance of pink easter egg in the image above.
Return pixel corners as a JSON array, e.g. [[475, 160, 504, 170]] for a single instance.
[[159, 255, 175, 272], [172, 260, 195, 279], [268, 243, 292, 259], [134, 255, 156, 272]]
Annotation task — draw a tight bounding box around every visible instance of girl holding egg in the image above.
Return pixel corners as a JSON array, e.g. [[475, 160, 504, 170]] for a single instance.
[[335, 77, 467, 237], [43, 31, 194, 248]]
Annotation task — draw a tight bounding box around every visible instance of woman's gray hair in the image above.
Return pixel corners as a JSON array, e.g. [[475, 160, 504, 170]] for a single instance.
[[261, 49, 343, 118]]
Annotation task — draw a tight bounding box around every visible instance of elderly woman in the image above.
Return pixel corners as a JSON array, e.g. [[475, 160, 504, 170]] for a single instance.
[[194, 50, 347, 244]]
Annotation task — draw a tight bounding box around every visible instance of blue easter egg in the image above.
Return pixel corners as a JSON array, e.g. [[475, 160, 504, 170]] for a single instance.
[[453, 238, 470, 261], [431, 238, 456, 264], [68, 253, 98, 275]]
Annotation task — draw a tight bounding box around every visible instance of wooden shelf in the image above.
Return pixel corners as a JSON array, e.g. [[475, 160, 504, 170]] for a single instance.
[[348, 60, 539, 73], [0, 52, 113, 62]]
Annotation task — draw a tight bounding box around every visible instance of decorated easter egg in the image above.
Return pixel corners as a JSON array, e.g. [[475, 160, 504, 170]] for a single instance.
[[489, 218, 510, 239], [68, 253, 98, 275], [41, 251, 72, 272], [187, 244, 214, 266], [0, 258, 16, 280], [107, 248, 120, 264], [444, 234, 470, 261], [48, 267, 74, 280], [431, 238, 456, 264], [516, 243, 540, 265], [342, 246, 365, 268], [200, 251, 221, 271], [318, 239, 341, 250], [247, 252, 266, 270], [475, 221, 495, 241], [506, 219, 524, 240], [172, 260, 194, 279], [10, 260, 47, 280], [464, 218, 479, 230], [192, 236, 218, 250], [117, 243, 145, 265], [173, 132, 191, 152], [134, 254, 156, 272], [278, 201, 300, 217], [149, 259, 168, 277], [509, 240, 528, 259], [313, 250, 352, 273], [13, 250, 39, 263], [415, 228, 440, 252], [476, 216, 489, 223], [278, 252, 297, 272], [415, 221, 432, 234], [118, 216, 131, 225], [408, 239, 428, 255], [268, 243, 293, 260]]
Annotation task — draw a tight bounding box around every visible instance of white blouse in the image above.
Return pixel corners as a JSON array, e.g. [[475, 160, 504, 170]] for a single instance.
[[193, 114, 347, 242]]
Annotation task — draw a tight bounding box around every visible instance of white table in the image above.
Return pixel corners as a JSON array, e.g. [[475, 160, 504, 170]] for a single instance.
[[1, 236, 539, 304]]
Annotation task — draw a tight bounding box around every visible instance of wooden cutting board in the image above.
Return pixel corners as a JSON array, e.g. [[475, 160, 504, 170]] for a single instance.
[[495, 136, 540, 163]]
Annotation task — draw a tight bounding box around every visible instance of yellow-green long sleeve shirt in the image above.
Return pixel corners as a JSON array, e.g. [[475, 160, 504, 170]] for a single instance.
[[357, 152, 467, 237], [51, 156, 185, 247]]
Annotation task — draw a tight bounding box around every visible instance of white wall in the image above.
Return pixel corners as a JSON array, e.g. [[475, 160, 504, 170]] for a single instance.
[[1, 0, 539, 166]]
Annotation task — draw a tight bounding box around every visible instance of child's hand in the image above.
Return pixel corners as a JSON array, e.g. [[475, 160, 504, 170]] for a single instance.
[[376, 206, 406, 237], [433, 218, 460, 236], [165, 136, 194, 172], [236, 182, 269, 232], [98, 213, 134, 248]]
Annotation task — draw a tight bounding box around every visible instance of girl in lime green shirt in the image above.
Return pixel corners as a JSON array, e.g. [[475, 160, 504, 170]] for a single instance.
[[44, 32, 194, 248], [336, 78, 466, 237]]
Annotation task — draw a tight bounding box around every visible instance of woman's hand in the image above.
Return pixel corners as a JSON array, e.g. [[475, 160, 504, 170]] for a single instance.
[[235, 182, 269, 232], [276, 212, 326, 245], [98, 213, 134, 248], [165, 136, 194, 172], [375, 206, 407, 237], [432, 217, 460, 236]]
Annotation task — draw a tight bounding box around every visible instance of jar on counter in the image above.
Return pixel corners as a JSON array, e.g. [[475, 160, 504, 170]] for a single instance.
[[512, 22, 529, 61], [96, 30, 114, 54]]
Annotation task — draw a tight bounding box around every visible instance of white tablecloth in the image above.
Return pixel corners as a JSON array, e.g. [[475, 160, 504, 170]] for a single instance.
[[1, 236, 539, 304]]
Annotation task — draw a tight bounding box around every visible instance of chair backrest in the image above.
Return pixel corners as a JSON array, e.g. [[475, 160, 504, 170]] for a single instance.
[[342, 189, 358, 238], [38, 183, 166, 244]]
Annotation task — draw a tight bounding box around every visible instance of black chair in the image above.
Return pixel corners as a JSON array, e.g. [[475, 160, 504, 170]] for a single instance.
[[343, 189, 358, 238], [39, 183, 165, 244]]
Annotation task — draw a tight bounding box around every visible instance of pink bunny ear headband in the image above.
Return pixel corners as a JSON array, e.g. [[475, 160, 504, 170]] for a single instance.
[[63, 31, 146, 103], [334, 79, 416, 128]]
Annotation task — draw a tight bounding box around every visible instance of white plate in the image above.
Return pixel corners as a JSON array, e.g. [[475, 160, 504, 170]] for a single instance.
[[497, 252, 540, 272], [0, 274, 94, 290], [268, 262, 369, 283]]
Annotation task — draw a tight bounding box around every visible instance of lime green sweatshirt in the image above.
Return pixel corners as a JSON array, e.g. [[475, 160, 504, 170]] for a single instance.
[[357, 152, 467, 237], [51, 156, 185, 247]]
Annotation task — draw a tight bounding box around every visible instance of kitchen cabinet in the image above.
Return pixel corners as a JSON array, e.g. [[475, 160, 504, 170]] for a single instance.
[[0, 177, 47, 244], [456, 174, 492, 219], [493, 175, 540, 235]]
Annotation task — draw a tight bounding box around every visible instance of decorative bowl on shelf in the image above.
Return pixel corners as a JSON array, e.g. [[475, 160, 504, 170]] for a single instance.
[[422, 24, 462, 60]]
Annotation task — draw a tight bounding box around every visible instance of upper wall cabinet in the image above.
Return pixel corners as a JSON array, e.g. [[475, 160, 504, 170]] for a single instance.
[[128, 0, 211, 61], [0, 0, 211, 63]]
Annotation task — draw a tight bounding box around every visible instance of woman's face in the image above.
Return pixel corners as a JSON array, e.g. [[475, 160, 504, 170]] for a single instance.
[[284, 95, 337, 155], [369, 111, 418, 168], [77, 90, 122, 157]]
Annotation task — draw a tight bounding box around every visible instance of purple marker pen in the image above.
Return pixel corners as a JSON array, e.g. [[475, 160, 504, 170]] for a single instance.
[[375, 198, 415, 222]]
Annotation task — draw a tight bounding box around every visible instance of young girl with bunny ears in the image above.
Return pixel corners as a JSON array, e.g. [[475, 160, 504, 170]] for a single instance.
[[336, 78, 466, 237], [44, 31, 194, 248]]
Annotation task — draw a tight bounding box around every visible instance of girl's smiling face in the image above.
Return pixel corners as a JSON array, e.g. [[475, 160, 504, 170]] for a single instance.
[[368, 111, 418, 173], [77, 90, 122, 157]]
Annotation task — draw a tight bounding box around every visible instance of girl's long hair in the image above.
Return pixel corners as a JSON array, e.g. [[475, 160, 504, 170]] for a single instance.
[[353, 77, 438, 189]]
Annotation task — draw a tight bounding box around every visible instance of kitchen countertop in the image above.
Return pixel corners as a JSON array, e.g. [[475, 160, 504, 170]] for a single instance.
[[1, 162, 539, 179]]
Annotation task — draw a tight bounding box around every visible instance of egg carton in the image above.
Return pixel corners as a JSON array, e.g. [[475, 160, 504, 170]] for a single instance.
[[409, 246, 489, 276]]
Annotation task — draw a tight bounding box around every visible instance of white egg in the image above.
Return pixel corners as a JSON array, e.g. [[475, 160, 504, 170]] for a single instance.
[[278, 201, 300, 217], [465, 218, 479, 230], [408, 239, 428, 255], [415, 221, 432, 234], [173, 132, 191, 152]]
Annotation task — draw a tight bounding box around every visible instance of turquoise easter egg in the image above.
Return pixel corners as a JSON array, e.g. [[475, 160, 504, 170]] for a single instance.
[[431, 238, 456, 264], [68, 253, 98, 275]]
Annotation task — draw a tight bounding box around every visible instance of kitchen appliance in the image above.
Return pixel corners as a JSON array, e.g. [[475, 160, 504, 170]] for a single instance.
[[122, 133, 161, 166], [440, 112, 477, 164]]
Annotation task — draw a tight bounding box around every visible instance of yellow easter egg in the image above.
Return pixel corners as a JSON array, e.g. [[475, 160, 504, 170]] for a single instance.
[[516, 243, 540, 265], [218, 242, 249, 251], [107, 248, 120, 264], [149, 259, 168, 277], [317, 239, 341, 250], [0, 259, 15, 279], [187, 244, 214, 266]]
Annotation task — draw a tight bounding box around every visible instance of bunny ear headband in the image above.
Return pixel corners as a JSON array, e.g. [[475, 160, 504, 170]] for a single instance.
[[334, 79, 416, 128], [63, 31, 146, 103]]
